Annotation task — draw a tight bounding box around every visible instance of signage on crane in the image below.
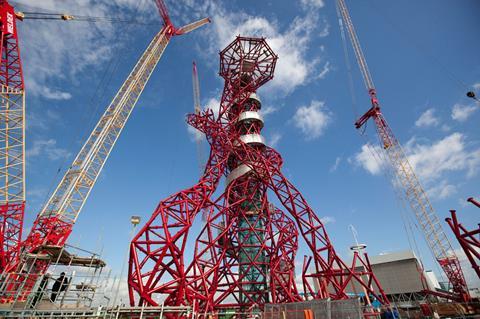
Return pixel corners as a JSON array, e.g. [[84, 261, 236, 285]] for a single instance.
[[1, 3, 16, 36]]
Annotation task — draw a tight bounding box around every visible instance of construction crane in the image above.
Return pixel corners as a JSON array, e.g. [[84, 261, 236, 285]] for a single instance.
[[8, 0, 209, 291], [0, 0, 159, 274], [15, 10, 155, 25], [192, 61, 210, 222], [192, 61, 205, 175], [0, 0, 25, 273], [336, 0, 470, 302]]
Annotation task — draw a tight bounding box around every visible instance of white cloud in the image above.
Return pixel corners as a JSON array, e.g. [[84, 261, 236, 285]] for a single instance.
[[473, 82, 480, 91], [317, 61, 331, 80], [187, 125, 203, 142], [318, 20, 330, 38], [300, 0, 325, 9], [329, 156, 341, 172], [451, 103, 477, 122], [29, 82, 72, 100], [415, 108, 439, 128], [426, 180, 457, 200], [27, 139, 70, 161], [352, 133, 480, 193], [27, 110, 54, 130], [260, 105, 277, 117], [197, 1, 327, 96], [441, 124, 451, 132], [269, 133, 282, 148], [351, 143, 384, 175], [407, 133, 480, 180], [293, 100, 332, 139], [320, 216, 335, 224], [17, 0, 156, 99], [204, 97, 221, 117]]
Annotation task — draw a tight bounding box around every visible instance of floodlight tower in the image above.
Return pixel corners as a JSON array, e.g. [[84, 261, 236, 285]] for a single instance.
[[129, 36, 388, 314]]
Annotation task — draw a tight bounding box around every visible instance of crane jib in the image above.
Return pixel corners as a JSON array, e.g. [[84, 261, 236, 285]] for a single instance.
[[337, 0, 470, 301]]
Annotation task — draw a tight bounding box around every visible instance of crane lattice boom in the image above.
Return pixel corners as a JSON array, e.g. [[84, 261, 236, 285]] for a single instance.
[[0, 0, 25, 273], [192, 61, 205, 175], [24, 3, 209, 253], [25, 28, 172, 249], [337, 0, 469, 301]]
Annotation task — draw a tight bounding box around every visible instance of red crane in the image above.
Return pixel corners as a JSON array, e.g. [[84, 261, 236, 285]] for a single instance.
[[0, 0, 25, 274], [336, 0, 470, 301]]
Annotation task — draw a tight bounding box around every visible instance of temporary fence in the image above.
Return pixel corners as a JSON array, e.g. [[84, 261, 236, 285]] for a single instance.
[[264, 298, 365, 319]]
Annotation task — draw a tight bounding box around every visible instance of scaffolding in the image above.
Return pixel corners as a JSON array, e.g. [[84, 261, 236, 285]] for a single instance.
[[0, 244, 109, 309], [0, 244, 194, 318]]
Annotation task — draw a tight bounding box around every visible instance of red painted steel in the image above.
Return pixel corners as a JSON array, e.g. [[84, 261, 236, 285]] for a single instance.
[[128, 36, 389, 314], [2, 0, 210, 303], [446, 199, 480, 280], [0, 0, 25, 273], [0, 203, 24, 273]]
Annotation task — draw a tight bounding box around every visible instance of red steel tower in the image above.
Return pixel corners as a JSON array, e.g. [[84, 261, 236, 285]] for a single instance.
[[128, 36, 388, 314]]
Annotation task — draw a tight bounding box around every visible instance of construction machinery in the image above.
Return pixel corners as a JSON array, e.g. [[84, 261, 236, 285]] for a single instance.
[[192, 61, 205, 175], [1, 0, 209, 300], [336, 0, 470, 302], [0, 0, 25, 274]]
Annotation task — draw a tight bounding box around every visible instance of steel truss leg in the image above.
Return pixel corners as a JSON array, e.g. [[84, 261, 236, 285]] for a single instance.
[[446, 208, 480, 280], [189, 111, 390, 304], [268, 206, 301, 304], [128, 112, 230, 306]]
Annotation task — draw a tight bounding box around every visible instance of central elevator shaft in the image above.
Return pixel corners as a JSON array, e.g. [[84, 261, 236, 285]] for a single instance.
[[226, 89, 269, 308]]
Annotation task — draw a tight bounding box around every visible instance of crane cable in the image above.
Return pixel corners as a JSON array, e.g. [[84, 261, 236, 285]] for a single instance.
[[36, 0, 152, 214], [365, 1, 473, 94], [335, 0, 358, 121], [335, 0, 433, 281]]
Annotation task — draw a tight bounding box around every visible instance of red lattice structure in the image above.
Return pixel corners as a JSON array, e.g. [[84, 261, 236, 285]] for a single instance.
[[446, 198, 480, 280], [0, 0, 25, 274], [128, 36, 388, 314]]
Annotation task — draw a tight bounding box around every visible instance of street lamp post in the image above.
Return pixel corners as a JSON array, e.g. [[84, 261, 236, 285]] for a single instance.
[[112, 215, 141, 307], [348, 225, 372, 307]]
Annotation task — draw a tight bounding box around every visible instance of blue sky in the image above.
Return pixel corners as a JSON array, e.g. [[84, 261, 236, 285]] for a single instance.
[[15, 0, 480, 291]]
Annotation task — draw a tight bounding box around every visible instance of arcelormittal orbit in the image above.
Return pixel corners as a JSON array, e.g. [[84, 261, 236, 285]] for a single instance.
[[128, 36, 388, 314]]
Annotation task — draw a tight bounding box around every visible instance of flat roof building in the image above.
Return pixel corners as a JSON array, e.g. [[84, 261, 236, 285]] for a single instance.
[[365, 250, 441, 306]]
